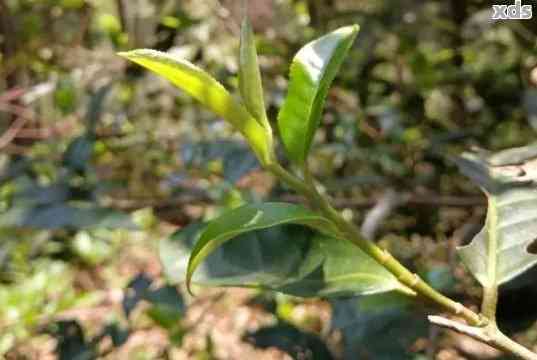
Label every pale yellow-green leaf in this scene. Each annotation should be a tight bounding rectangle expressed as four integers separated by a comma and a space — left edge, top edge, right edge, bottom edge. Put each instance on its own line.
118, 49, 273, 165
239, 18, 270, 134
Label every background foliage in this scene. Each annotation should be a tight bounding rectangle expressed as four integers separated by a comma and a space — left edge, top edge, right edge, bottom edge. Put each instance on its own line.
1, 0, 537, 358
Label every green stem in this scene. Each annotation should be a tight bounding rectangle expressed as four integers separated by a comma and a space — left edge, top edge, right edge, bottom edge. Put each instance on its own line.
268, 163, 483, 325
267, 162, 537, 358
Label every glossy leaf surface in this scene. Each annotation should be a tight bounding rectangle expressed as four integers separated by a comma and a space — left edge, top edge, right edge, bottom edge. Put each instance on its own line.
277, 25, 359, 165
239, 19, 270, 133
118, 49, 273, 164
184, 202, 339, 292
161, 220, 407, 297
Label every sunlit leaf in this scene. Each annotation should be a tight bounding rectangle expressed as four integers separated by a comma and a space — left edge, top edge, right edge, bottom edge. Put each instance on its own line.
239, 18, 270, 134
118, 49, 273, 165
455, 144, 537, 287
161, 220, 407, 297
277, 25, 359, 165
184, 202, 339, 293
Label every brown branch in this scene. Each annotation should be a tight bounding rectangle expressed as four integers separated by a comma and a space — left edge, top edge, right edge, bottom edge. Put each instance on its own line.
0, 103, 76, 140
0, 116, 27, 149
105, 191, 485, 213
285, 193, 485, 208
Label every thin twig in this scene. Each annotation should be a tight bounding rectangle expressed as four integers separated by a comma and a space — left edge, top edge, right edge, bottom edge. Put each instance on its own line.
0, 116, 27, 149
360, 188, 401, 240
429, 316, 537, 360
428, 315, 491, 343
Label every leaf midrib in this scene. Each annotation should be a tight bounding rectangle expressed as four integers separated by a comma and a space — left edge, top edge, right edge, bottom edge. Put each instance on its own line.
486, 196, 499, 288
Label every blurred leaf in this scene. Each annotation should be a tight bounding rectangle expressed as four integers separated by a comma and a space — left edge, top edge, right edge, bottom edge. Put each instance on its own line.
123, 273, 152, 317
181, 140, 259, 183
146, 285, 184, 311
123, 274, 184, 329
239, 18, 270, 132
278, 25, 359, 165
146, 285, 185, 329
63, 136, 95, 173
161, 222, 407, 297
223, 146, 259, 183
71, 231, 113, 265
86, 85, 111, 132
455, 144, 537, 287
102, 323, 130, 348
98, 14, 121, 34
0, 204, 135, 230
244, 322, 333, 360
423, 265, 455, 292
184, 202, 341, 292
0, 158, 32, 185
63, 86, 109, 173
331, 293, 428, 360
160, 16, 181, 29
118, 49, 273, 165
54, 78, 77, 114
14, 182, 71, 206
49, 320, 96, 360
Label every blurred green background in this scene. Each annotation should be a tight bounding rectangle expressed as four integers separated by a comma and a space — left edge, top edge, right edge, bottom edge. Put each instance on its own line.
1, 0, 537, 358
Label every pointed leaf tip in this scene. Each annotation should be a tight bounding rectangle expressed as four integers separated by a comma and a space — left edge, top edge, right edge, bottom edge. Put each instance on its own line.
118, 48, 274, 165
277, 25, 359, 165
239, 18, 272, 148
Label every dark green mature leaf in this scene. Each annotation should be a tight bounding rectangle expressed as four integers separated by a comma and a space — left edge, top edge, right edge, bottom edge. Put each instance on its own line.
63, 135, 95, 173
184, 202, 340, 293
239, 18, 270, 132
118, 49, 273, 165
0, 204, 135, 230
161, 222, 407, 297
123, 273, 184, 330
331, 293, 428, 360
85, 85, 110, 132
244, 322, 333, 360
455, 144, 537, 287
63, 86, 109, 173
48, 320, 96, 360
180, 140, 259, 183
0, 157, 32, 185
277, 25, 359, 165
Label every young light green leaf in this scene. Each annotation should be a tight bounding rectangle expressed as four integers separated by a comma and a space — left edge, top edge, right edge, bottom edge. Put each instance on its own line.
239, 18, 270, 133
118, 49, 273, 165
277, 25, 359, 165
455, 144, 537, 288
161, 221, 407, 297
